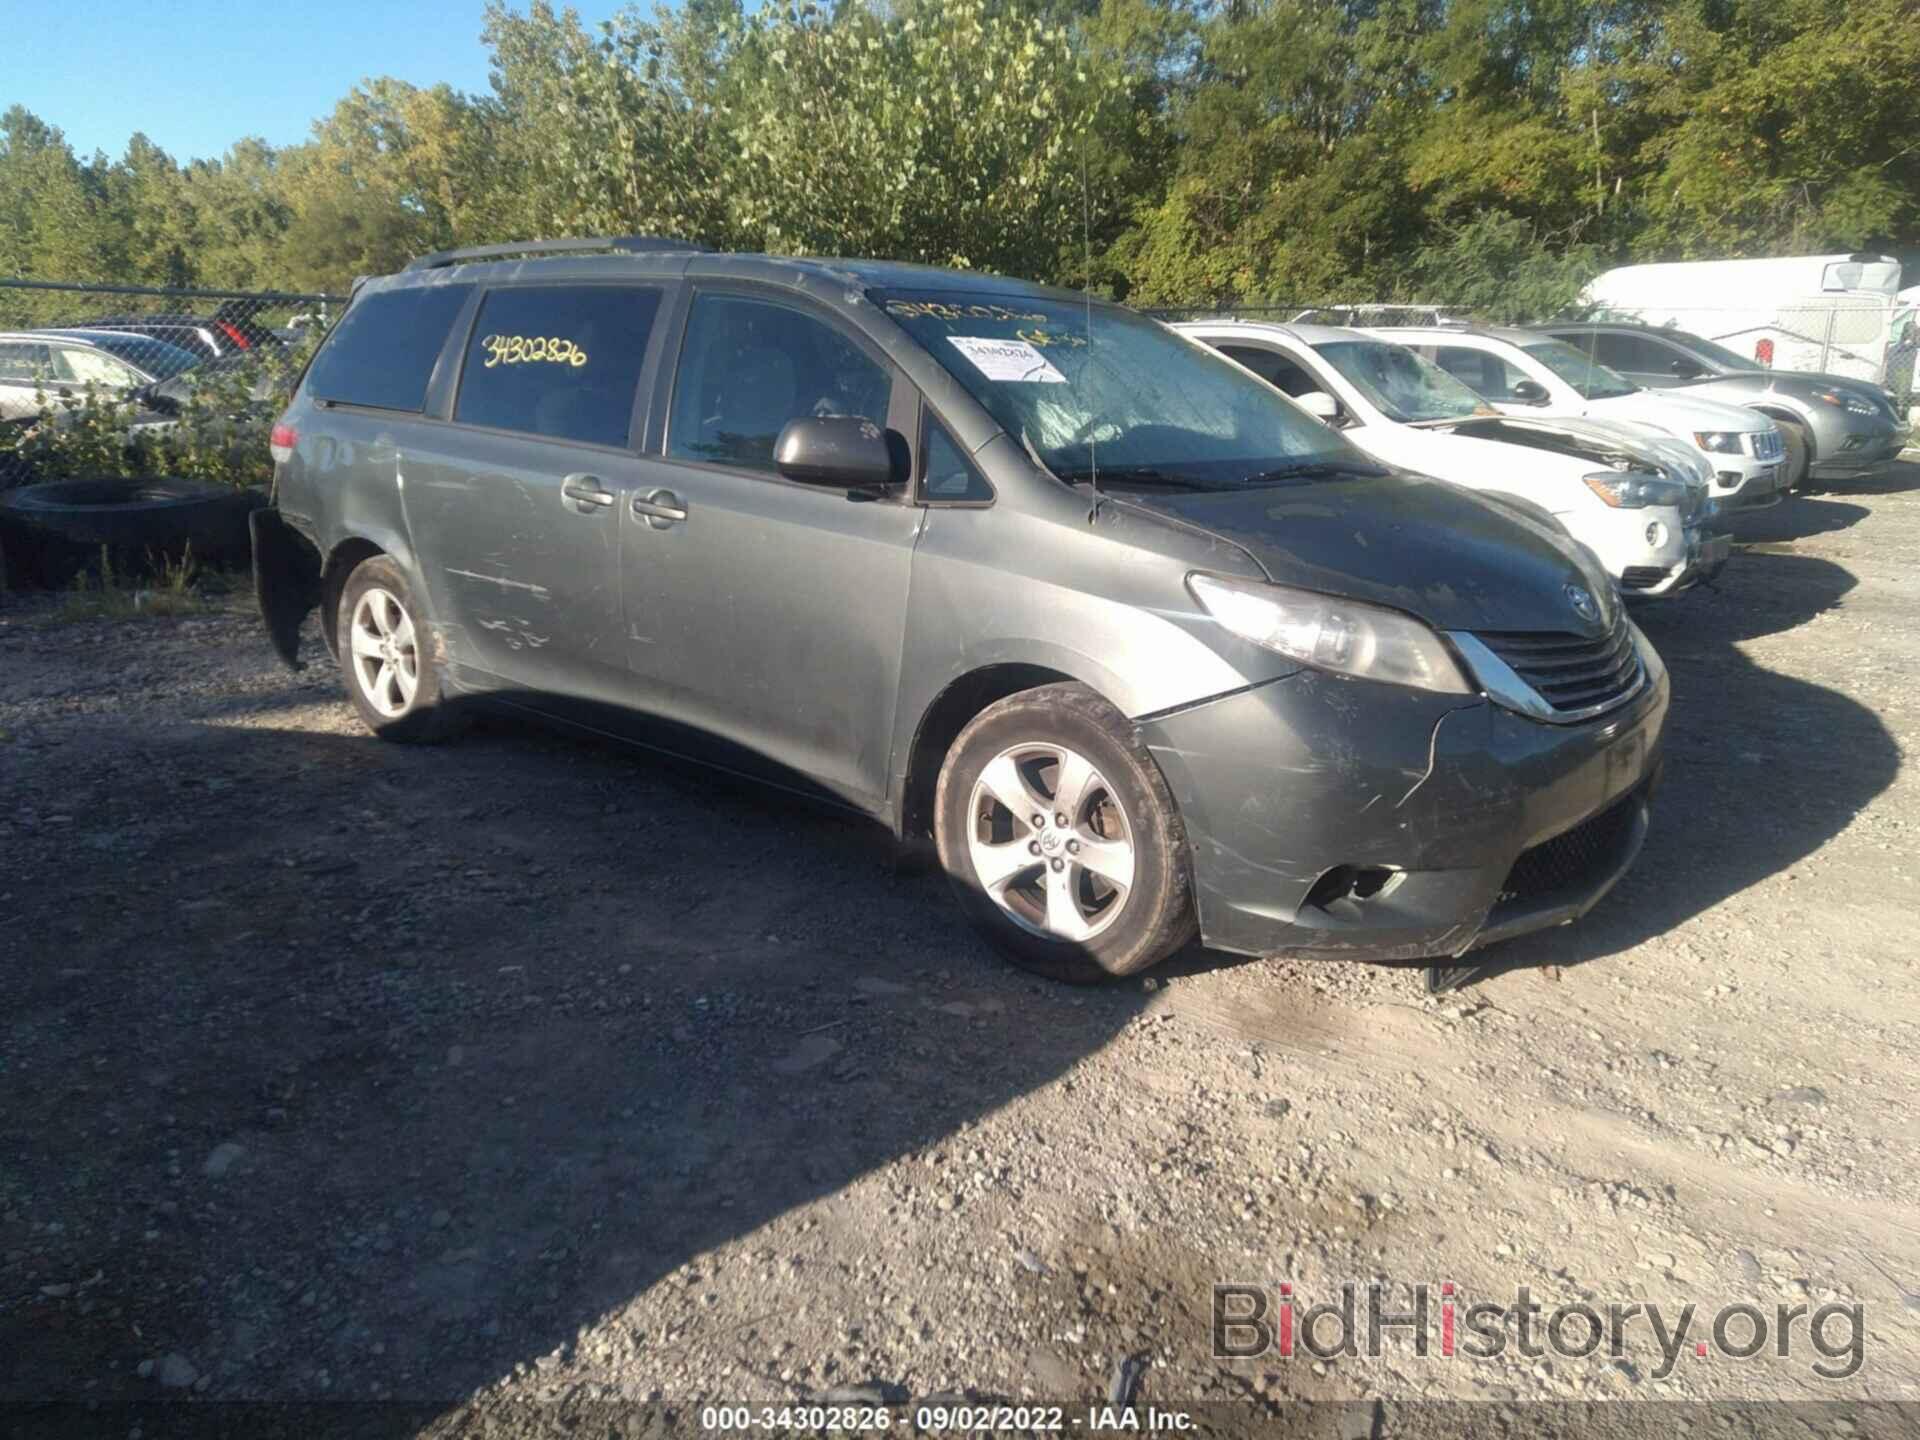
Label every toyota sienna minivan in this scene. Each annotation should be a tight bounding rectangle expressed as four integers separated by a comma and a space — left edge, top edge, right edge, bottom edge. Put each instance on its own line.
254, 237, 1669, 986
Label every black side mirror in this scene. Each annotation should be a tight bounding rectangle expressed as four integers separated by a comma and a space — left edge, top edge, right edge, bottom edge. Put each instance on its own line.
1510, 379, 1551, 405
1670, 357, 1704, 379
775, 415, 902, 489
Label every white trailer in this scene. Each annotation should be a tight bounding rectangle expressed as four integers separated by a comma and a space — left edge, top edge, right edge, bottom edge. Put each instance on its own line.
1581, 254, 1905, 396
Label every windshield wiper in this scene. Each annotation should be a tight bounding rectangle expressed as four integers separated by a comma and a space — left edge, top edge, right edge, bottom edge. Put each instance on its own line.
1052, 464, 1212, 490
1240, 457, 1390, 484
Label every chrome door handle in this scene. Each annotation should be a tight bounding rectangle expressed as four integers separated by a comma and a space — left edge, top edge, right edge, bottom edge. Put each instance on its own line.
561, 473, 615, 509
632, 488, 688, 529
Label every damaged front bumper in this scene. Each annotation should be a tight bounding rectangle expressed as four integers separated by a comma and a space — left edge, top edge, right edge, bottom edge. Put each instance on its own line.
1621, 523, 1732, 599
250, 507, 323, 671
1139, 653, 1669, 964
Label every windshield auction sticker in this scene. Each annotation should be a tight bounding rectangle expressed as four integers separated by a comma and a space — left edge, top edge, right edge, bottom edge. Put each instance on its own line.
947, 336, 1067, 384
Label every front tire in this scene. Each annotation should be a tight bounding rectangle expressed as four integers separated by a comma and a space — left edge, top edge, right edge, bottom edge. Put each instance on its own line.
934, 683, 1196, 983
337, 554, 456, 742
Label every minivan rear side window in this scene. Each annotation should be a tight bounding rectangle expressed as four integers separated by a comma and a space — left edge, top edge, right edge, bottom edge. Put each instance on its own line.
304, 284, 472, 413
453, 285, 662, 448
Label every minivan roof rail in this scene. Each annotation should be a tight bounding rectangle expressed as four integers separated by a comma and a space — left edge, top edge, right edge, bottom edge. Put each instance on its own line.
404, 236, 710, 271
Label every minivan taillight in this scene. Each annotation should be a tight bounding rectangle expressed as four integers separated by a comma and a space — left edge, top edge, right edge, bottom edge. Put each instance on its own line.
218, 321, 252, 349
269, 422, 297, 466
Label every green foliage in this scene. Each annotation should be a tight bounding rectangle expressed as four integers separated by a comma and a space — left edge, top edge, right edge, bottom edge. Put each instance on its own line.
1, 0, 1916, 311
1, 332, 318, 491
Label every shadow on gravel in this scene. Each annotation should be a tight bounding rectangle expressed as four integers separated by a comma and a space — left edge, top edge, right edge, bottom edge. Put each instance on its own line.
0, 710, 1149, 1412
1722, 493, 1870, 544
1797, 455, 1920, 499
1461, 543, 1899, 984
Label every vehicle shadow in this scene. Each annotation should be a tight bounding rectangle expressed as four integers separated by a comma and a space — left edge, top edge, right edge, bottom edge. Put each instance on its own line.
1720, 493, 1869, 544
1460, 545, 1897, 983
1796, 455, 1920, 499
0, 709, 1149, 1415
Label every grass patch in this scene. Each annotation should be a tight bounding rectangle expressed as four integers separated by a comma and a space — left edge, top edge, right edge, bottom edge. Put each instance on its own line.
55, 545, 209, 623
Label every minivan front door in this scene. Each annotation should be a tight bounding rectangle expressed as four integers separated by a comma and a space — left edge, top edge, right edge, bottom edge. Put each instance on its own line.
618, 289, 921, 814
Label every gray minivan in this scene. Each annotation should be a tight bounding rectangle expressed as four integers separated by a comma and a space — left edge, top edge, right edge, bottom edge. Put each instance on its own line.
254, 238, 1669, 985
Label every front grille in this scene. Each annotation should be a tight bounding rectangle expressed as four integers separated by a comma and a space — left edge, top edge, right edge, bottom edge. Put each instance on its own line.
1476, 616, 1642, 715
1750, 429, 1785, 461
1619, 566, 1668, 591
1499, 793, 1640, 904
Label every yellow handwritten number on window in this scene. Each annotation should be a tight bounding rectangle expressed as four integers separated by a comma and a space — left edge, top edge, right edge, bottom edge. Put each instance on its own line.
481, 334, 589, 369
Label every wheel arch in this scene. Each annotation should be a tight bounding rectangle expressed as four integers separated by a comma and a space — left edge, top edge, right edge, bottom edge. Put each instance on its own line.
897, 663, 1084, 842
320, 536, 394, 661
1751, 403, 1815, 458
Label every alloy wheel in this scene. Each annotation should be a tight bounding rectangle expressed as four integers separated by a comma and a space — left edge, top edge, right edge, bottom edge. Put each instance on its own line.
966, 742, 1136, 943
348, 586, 420, 719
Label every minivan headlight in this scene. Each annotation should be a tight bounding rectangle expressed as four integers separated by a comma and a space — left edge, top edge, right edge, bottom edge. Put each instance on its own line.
1692, 431, 1745, 454
1583, 472, 1689, 509
1187, 573, 1472, 694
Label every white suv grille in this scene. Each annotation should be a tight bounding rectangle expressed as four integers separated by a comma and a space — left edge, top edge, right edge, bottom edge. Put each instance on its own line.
1749, 429, 1785, 461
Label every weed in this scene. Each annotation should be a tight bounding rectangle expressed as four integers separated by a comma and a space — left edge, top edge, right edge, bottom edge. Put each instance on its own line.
55, 543, 206, 622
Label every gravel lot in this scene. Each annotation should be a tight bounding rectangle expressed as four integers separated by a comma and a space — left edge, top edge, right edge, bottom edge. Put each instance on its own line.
3, 467, 1917, 1425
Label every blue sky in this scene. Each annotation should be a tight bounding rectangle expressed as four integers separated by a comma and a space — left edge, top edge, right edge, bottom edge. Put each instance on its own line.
0, 0, 627, 163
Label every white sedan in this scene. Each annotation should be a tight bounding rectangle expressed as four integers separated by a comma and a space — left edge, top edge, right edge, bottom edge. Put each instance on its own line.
1177, 319, 1729, 598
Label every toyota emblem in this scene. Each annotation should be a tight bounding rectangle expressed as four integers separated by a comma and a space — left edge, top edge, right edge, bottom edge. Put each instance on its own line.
1565, 584, 1601, 624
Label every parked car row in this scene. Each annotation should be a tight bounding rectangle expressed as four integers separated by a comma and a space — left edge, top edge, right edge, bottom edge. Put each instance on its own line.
1176, 320, 1729, 600
0, 303, 288, 426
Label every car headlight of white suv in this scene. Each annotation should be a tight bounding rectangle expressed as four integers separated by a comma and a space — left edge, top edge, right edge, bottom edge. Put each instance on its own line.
1692, 431, 1746, 454
1582, 472, 1691, 510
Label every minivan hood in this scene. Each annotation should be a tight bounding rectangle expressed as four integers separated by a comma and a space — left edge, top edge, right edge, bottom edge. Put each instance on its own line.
1114, 469, 1616, 636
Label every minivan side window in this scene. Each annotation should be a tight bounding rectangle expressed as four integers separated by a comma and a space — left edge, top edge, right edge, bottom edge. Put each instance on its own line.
304, 284, 473, 413
454, 285, 661, 448
668, 293, 892, 472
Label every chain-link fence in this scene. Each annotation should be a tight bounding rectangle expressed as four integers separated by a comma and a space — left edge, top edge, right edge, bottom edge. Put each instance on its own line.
0, 279, 345, 491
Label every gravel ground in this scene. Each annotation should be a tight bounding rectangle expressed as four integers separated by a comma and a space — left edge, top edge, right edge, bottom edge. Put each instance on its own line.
2, 467, 1917, 1426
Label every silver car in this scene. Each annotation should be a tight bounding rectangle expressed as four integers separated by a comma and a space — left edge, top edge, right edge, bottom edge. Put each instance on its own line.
0, 330, 200, 423
253, 239, 1668, 986
1539, 323, 1911, 488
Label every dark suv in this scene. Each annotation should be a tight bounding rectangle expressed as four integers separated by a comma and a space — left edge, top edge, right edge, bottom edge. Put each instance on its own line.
255, 238, 1668, 985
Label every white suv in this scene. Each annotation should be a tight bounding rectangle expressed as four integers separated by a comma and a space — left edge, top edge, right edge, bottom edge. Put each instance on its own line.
1177, 320, 1727, 598
1368, 325, 1788, 511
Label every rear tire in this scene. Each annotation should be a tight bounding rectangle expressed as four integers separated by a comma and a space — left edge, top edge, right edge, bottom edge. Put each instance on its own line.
337, 554, 458, 743
933, 683, 1196, 984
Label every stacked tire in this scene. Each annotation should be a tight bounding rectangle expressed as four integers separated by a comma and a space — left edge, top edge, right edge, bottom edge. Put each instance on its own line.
0, 478, 263, 590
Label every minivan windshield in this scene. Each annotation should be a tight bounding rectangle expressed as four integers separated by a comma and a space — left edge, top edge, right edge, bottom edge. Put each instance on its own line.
876, 290, 1382, 489
1521, 339, 1639, 400
1312, 339, 1489, 424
